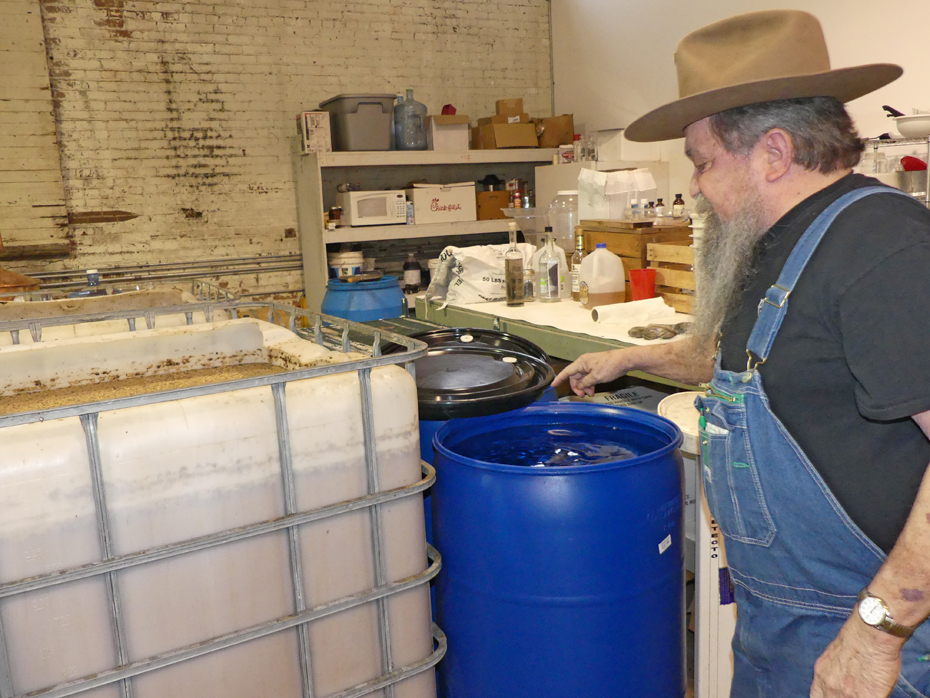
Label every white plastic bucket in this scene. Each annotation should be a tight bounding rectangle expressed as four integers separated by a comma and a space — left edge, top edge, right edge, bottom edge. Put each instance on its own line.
657, 391, 702, 544
327, 251, 364, 279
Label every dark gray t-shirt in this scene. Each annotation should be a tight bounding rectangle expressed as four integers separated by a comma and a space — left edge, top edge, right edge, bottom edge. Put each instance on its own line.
719, 173, 930, 554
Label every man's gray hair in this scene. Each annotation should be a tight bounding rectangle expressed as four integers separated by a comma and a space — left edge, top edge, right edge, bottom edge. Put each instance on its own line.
708, 97, 864, 174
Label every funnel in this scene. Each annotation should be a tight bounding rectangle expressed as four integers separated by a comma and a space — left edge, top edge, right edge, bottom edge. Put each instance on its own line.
502, 208, 548, 247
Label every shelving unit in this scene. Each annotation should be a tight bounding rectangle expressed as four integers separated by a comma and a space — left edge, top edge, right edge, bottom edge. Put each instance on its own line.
865, 135, 930, 207
296, 149, 559, 311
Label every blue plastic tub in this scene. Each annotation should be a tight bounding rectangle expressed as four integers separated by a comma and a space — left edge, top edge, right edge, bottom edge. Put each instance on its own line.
320, 275, 405, 322
432, 402, 685, 698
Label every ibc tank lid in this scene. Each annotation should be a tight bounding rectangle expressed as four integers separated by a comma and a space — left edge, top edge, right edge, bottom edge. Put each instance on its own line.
657, 391, 702, 454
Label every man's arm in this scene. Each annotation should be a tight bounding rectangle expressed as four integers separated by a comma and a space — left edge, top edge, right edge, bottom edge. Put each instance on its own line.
810, 410, 930, 698
552, 334, 716, 396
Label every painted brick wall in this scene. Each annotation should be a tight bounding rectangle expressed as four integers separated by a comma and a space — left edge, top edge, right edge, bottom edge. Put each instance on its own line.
34, 0, 552, 297
0, 0, 67, 251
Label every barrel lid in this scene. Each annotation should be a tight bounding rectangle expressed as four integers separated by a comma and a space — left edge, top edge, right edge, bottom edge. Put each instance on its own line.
657, 391, 702, 454
325, 275, 400, 292
387, 327, 554, 420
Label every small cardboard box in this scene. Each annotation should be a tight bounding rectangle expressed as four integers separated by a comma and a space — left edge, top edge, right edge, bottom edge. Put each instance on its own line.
298, 111, 332, 154
495, 98, 524, 117
477, 123, 538, 149
536, 114, 575, 148
477, 190, 512, 220
427, 114, 471, 151
477, 113, 530, 126
406, 182, 478, 224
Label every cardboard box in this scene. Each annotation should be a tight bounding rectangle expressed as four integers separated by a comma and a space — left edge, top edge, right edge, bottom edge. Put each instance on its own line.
406, 182, 477, 224
536, 114, 575, 148
477, 123, 538, 149
476, 190, 512, 220
477, 113, 530, 126
496, 98, 524, 117
298, 111, 332, 154
427, 114, 471, 151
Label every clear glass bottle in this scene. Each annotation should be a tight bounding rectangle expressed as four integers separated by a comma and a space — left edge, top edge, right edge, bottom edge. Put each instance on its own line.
644, 201, 656, 218
672, 193, 686, 218
393, 89, 428, 151
538, 231, 561, 303
573, 134, 583, 163
629, 201, 641, 221
585, 134, 596, 162
505, 222, 525, 307
571, 230, 586, 301
403, 252, 422, 293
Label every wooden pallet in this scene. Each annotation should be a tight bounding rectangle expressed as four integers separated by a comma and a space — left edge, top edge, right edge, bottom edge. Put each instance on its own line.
647, 241, 695, 313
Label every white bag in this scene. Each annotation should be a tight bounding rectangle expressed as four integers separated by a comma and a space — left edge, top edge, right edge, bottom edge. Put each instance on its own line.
426, 243, 536, 306
577, 168, 610, 220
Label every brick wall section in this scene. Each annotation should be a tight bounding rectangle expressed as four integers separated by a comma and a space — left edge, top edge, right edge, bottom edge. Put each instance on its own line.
35, 0, 552, 298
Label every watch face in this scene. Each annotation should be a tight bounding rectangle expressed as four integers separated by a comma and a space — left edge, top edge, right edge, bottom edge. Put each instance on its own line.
859, 596, 886, 625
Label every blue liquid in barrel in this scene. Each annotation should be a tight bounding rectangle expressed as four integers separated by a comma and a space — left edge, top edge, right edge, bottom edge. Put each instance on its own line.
454, 425, 640, 467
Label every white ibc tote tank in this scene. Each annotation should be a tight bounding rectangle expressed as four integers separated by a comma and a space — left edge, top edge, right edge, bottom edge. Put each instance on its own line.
0, 305, 442, 698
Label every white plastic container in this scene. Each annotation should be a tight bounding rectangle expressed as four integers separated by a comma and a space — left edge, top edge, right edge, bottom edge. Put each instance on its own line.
578, 243, 626, 308
547, 190, 579, 255
328, 250, 365, 279
0, 318, 435, 698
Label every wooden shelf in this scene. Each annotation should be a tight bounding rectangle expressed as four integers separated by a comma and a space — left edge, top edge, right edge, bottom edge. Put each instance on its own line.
324, 219, 511, 244
0, 243, 73, 261
317, 150, 558, 168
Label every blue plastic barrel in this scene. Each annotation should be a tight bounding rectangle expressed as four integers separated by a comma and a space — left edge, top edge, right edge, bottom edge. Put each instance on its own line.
320, 275, 405, 322
432, 402, 685, 698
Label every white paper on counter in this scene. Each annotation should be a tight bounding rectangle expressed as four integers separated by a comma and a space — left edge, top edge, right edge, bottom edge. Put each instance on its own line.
591, 298, 676, 324
444, 298, 692, 346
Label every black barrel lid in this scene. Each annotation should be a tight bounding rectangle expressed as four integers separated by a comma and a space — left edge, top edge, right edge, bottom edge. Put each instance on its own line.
386, 328, 555, 420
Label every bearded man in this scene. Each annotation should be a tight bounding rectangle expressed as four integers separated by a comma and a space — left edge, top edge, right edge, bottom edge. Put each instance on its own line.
553, 10, 930, 698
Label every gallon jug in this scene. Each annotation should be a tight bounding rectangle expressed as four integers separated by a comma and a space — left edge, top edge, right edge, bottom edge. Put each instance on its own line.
547, 190, 578, 255
393, 89, 428, 151
579, 243, 625, 308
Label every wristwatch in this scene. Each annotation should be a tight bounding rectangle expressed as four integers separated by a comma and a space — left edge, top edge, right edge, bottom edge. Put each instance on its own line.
857, 589, 917, 639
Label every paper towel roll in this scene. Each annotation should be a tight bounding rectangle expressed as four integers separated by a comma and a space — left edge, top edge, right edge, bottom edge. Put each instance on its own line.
592, 298, 676, 324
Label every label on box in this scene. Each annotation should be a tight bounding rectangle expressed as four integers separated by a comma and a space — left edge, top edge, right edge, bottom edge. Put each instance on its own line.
299, 112, 332, 154
507, 115, 521, 124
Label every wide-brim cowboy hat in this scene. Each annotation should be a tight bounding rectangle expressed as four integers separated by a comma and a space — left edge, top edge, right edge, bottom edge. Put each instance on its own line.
624, 10, 902, 142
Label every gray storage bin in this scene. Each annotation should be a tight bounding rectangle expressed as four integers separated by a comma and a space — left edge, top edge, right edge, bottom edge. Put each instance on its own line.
318, 93, 396, 151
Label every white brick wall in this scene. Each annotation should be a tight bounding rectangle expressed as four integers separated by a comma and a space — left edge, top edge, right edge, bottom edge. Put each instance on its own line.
29, 0, 552, 298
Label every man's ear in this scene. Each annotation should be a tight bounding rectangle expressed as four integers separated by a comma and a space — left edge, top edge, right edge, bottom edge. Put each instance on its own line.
756, 128, 795, 182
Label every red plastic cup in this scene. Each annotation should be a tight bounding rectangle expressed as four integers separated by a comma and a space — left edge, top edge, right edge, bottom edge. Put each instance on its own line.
629, 268, 657, 301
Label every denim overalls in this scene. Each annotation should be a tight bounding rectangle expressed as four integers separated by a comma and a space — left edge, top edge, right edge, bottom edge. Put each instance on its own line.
695, 187, 930, 697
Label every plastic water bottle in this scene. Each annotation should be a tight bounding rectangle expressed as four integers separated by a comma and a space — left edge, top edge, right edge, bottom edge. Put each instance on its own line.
393, 89, 427, 151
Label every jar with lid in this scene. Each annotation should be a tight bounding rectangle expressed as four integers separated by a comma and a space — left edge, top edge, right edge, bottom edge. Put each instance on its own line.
393, 89, 428, 151
547, 190, 578, 256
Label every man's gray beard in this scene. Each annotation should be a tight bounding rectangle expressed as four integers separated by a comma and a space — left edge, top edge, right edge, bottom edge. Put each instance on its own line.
690, 194, 770, 347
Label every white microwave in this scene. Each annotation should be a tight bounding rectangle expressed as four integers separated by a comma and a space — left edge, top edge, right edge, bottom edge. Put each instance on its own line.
337, 191, 407, 226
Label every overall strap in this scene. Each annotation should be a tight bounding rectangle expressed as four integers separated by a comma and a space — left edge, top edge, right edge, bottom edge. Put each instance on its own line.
745, 186, 911, 370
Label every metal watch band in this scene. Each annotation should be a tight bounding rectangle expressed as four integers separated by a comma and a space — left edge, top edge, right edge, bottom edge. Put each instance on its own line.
857, 589, 917, 639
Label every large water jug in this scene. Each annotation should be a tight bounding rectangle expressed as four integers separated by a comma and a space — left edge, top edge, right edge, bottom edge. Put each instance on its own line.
547, 190, 578, 255
579, 243, 626, 308
393, 89, 428, 151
